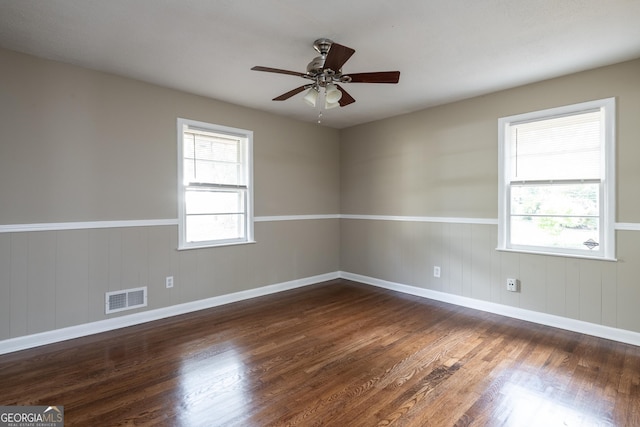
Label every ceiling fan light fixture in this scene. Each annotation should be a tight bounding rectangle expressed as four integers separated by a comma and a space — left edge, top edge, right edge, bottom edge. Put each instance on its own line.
325, 84, 342, 103
303, 87, 319, 107
325, 99, 340, 109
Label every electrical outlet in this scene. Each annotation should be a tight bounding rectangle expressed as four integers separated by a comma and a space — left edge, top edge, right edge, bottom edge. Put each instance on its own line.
506, 278, 518, 292
433, 266, 441, 278
166, 276, 174, 289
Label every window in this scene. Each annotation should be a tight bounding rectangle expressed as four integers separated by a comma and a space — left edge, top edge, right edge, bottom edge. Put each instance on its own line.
498, 98, 615, 260
177, 118, 253, 249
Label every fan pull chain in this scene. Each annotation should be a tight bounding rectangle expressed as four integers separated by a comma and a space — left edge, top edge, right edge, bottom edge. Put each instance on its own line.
317, 89, 324, 124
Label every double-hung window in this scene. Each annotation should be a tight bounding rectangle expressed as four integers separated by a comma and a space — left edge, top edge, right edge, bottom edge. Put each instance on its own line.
177, 118, 253, 249
498, 98, 615, 260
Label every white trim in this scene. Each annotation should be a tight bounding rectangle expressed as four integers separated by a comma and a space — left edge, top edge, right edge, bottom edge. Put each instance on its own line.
340, 271, 640, 347
616, 222, 640, 231
340, 214, 498, 225
495, 247, 617, 262
0, 219, 178, 233
0, 216, 638, 233
0, 272, 340, 355
0, 216, 340, 233
255, 214, 340, 222
2, 216, 640, 233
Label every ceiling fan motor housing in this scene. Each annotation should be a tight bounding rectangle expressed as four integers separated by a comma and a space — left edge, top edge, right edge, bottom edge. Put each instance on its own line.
307, 56, 326, 74
307, 39, 352, 87
307, 38, 333, 76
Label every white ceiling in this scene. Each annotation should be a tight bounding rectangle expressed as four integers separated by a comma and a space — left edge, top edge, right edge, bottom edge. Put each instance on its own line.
1, 0, 639, 129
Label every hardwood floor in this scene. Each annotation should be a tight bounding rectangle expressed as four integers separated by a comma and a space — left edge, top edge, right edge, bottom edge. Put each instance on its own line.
1, 279, 639, 426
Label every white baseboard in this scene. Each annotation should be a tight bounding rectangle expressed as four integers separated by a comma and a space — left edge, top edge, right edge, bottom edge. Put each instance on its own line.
340, 271, 640, 347
3, 270, 639, 355
0, 272, 340, 355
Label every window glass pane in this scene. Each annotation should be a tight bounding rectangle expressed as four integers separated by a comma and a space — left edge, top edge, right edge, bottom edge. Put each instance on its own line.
185, 190, 244, 215
183, 159, 195, 183
192, 135, 239, 163
184, 160, 241, 185
511, 183, 599, 217
186, 214, 246, 242
510, 111, 601, 181
510, 216, 599, 251
183, 134, 195, 158
183, 131, 242, 185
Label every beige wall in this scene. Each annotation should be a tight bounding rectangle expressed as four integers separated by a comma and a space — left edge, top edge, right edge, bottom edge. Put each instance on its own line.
340, 58, 640, 334
0, 49, 339, 223
0, 48, 340, 340
2, 45, 640, 344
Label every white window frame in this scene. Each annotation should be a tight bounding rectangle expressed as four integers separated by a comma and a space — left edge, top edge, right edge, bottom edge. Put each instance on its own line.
497, 98, 616, 260
177, 118, 254, 250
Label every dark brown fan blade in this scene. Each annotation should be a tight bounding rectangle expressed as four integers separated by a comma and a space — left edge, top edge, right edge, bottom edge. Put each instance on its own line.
323, 43, 355, 72
336, 85, 356, 107
345, 71, 400, 83
251, 66, 307, 78
273, 85, 308, 101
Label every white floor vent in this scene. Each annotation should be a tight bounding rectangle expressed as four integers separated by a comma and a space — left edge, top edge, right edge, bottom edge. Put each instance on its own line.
105, 286, 147, 314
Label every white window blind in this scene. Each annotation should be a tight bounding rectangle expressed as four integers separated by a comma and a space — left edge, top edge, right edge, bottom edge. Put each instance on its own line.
509, 111, 602, 181
183, 131, 245, 186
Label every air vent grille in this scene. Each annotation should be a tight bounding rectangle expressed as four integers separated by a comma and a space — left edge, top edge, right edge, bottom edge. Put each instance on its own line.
105, 286, 147, 314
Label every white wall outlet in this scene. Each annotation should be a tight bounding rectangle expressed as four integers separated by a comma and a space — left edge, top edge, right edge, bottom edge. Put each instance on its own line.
433, 266, 441, 278
506, 278, 519, 292
165, 276, 174, 289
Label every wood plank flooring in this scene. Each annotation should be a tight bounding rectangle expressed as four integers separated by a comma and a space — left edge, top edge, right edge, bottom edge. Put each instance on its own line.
1, 279, 639, 426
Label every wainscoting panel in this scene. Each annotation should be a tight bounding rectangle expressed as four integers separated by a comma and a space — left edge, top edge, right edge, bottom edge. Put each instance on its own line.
340, 218, 640, 336
0, 219, 340, 342
0, 234, 11, 339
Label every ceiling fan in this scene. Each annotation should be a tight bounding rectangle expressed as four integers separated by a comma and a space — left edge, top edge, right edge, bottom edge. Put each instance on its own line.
251, 38, 400, 109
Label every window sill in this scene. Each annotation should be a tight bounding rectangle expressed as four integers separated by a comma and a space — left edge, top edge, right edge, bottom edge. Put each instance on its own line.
495, 247, 617, 262
178, 240, 257, 251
